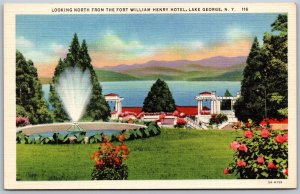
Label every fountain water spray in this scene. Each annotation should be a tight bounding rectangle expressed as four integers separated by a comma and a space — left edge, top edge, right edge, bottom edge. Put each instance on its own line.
55, 66, 93, 131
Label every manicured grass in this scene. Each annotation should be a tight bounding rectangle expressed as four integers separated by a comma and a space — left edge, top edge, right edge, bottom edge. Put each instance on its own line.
17, 128, 241, 180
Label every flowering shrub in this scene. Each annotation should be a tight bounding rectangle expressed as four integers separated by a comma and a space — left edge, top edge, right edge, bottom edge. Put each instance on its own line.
91, 133, 129, 180
224, 123, 288, 179
209, 114, 228, 125
175, 118, 187, 128
16, 117, 30, 127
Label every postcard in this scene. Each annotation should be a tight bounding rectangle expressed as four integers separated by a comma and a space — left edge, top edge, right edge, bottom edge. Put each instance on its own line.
4, 3, 297, 189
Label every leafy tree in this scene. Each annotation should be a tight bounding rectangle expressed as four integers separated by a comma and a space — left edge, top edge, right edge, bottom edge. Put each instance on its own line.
142, 79, 176, 112
221, 89, 232, 110
16, 50, 53, 124
260, 14, 287, 119
49, 33, 110, 121
234, 14, 288, 123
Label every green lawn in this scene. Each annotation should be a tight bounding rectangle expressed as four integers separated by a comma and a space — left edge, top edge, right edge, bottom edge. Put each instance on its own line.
17, 128, 240, 180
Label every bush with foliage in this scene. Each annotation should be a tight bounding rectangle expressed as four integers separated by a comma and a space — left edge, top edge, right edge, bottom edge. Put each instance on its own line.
16, 117, 30, 127
91, 133, 129, 180
224, 120, 288, 179
209, 114, 228, 125
175, 118, 187, 128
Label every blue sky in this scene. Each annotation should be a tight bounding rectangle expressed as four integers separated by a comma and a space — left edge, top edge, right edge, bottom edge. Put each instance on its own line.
16, 13, 280, 76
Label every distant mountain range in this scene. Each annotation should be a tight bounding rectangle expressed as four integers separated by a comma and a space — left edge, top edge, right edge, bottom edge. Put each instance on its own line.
102, 56, 247, 72
39, 56, 248, 84
95, 56, 247, 82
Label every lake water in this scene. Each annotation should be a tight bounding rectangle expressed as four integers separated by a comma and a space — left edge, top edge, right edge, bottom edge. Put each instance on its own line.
42, 81, 241, 108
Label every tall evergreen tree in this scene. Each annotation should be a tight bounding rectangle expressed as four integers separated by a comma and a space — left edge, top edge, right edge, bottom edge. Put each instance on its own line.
79, 40, 110, 120
49, 33, 110, 121
142, 79, 176, 112
16, 50, 53, 124
234, 14, 288, 122
234, 37, 264, 123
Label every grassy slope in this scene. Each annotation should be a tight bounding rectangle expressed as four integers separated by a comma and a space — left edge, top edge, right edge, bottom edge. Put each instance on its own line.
17, 128, 240, 180
95, 69, 141, 81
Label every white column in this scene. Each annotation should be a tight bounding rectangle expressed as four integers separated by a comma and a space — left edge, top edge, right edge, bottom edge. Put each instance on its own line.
200, 101, 203, 112
197, 100, 200, 116
210, 100, 214, 114
118, 100, 122, 114
115, 101, 118, 112
217, 101, 221, 114
214, 100, 216, 114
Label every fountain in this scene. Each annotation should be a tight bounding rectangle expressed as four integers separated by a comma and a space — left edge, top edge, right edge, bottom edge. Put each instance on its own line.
17, 65, 146, 136
55, 66, 92, 131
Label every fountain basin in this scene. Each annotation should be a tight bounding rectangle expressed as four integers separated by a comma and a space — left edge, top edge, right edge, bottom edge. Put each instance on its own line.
17, 122, 147, 136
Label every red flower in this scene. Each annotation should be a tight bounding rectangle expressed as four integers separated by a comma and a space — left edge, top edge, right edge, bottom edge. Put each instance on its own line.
114, 157, 121, 165
173, 110, 179, 117
121, 144, 128, 151
261, 129, 270, 138
230, 141, 240, 151
96, 159, 105, 166
268, 161, 277, 169
118, 134, 126, 142
224, 168, 229, 175
284, 168, 288, 176
283, 133, 288, 142
238, 144, 248, 153
244, 130, 253, 138
106, 142, 112, 148
177, 118, 186, 125
257, 156, 265, 164
237, 160, 247, 167
114, 145, 120, 152
275, 134, 287, 144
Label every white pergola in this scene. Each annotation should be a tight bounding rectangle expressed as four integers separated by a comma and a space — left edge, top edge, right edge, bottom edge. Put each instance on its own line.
195, 91, 240, 116
104, 93, 124, 115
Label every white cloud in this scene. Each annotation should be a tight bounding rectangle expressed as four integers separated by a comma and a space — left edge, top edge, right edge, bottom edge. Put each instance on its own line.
50, 43, 68, 58
93, 32, 205, 60
16, 36, 34, 49
225, 27, 253, 40
23, 50, 53, 63
94, 32, 153, 60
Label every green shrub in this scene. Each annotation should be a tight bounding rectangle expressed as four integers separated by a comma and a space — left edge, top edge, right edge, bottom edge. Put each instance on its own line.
209, 114, 228, 125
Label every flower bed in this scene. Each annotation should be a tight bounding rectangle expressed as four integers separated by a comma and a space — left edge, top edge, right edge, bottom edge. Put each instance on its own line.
224, 120, 288, 179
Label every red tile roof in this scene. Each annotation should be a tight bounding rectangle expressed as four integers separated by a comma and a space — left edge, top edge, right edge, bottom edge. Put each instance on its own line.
122, 107, 143, 115
104, 93, 119, 97
199, 91, 211, 95
122, 106, 207, 116
176, 106, 198, 116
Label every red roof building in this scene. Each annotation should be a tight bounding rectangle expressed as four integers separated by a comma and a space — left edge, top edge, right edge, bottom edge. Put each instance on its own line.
176, 106, 198, 116
122, 107, 143, 115
104, 93, 119, 97
121, 106, 210, 116
199, 91, 211, 95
